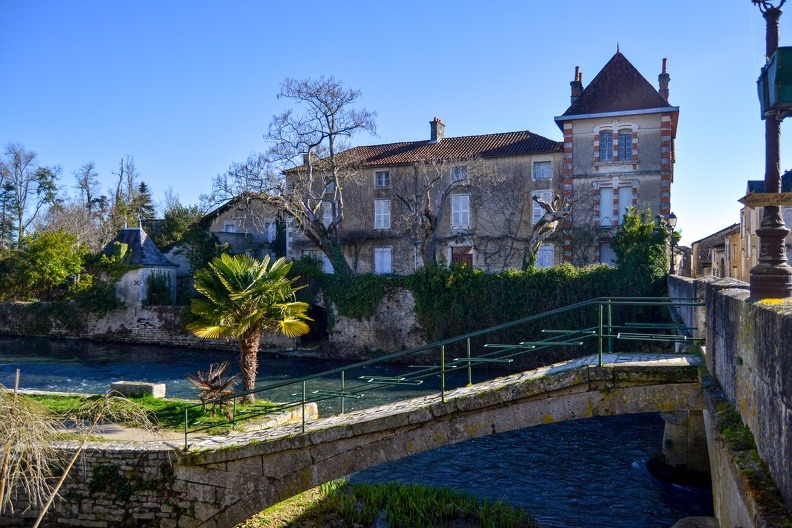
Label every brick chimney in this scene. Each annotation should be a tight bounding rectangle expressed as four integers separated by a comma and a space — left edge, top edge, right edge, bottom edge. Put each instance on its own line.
570, 66, 583, 105
430, 117, 445, 143
658, 58, 670, 101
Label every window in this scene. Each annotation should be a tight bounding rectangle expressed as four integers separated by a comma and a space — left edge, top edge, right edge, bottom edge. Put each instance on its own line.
452, 166, 468, 183
322, 203, 332, 228
375, 171, 390, 188
302, 250, 334, 274
374, 247, 392, 274
617, 186, 633, 223
600, 243, 617, 265
533, 161, 552, 181
599, 187, 614, 227
451, 246, 473, 267
451, 195, 470, 228
374, 199, 391, 229
618, 130, 632, 160
599, 130, 614, 161
223, 220, 237, 233
532, 190, 552, 225
265, 221, 277, 243
536, 244, 554, 268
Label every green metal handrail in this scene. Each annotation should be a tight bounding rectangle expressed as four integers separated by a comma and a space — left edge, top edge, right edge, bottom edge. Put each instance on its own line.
182, 296, 704, 449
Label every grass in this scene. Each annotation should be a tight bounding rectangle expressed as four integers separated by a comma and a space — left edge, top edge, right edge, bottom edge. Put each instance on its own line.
28, 393, 278, 431
236, 480, 539, 528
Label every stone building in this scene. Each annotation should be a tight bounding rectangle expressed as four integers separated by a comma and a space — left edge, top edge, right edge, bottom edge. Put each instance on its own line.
211, 52, 679, 274
739, 170, 792, 280
166, 195, 285, 277
102, 226, 178, 304
554, 52, 679, 265
690, 224, 740, 279
287, 119, 564, 273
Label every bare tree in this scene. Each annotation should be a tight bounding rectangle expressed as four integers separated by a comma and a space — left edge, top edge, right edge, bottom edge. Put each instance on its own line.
208, 76, 377, 275
73, 162, 105, 215
473, 165, 535, 271
391, 157, 501, 267
0, 143, 59, 247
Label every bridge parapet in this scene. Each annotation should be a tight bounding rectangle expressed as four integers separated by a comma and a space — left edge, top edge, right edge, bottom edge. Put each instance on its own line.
670, 275, 792, 527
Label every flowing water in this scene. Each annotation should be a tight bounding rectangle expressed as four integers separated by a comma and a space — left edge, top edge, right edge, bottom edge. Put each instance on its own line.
0, 336, 713, 527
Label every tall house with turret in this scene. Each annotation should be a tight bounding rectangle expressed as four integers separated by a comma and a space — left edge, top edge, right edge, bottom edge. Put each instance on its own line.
554, 52, 679, 265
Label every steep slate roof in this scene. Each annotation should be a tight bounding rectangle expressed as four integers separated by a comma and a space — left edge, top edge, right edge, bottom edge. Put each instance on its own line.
747, 170, 792, 193
102, 227, 177, 267
342, 130, 561, 167
560, 52, 673, 117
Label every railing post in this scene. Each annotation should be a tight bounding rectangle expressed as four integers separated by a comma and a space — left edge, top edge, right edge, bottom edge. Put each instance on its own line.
441, 345, 446, 403
184, 408, 189, 451
607, 300, 613, 355
466, 338, 472, 386
231, 396, 237, 430
598, 302, 604, 367
341, 370, 346, 414
302, 380, 306, 433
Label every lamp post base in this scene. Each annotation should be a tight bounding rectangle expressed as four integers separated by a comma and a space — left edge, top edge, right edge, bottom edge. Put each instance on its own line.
750, 263, 792, 299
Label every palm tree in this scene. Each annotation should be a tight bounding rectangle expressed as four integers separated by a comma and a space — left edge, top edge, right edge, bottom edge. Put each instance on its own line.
187, 254, 311, 403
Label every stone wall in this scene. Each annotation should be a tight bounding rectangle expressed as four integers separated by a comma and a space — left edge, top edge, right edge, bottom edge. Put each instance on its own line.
5, 442, 180, 528
0, 288, 425, 357
669, 275, 792, 525
324, 288, 424, 357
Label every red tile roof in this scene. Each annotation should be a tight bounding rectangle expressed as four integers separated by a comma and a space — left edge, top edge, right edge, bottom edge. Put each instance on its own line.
343, 130, 561, 167
561, 52, 673, 117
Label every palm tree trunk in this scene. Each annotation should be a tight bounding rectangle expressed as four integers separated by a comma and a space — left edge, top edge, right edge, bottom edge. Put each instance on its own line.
239, 331, 261, 404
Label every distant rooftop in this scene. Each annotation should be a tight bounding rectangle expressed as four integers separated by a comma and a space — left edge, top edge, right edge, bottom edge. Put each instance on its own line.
102, 227, 177, 267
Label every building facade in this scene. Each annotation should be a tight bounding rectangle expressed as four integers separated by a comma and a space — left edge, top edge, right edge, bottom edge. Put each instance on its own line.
287, 119, 564, 273
554, 53, 679, 265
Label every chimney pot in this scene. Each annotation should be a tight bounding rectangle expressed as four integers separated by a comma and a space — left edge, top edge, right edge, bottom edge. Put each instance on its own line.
658, 58, 670, 101
430, 117, 445, 142
570, 66, 583, 105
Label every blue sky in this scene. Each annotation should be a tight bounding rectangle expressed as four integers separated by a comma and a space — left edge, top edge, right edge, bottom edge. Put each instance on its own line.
0, 1, 787, 245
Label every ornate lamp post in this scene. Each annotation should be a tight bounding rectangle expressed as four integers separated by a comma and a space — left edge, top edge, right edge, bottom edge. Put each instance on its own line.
751, 0, 792, 298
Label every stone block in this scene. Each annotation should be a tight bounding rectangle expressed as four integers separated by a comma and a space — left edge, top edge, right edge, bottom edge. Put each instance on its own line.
110, 381, 166, 398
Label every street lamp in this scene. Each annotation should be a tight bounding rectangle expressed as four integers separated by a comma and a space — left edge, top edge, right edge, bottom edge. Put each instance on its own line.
667, 212, 678, 275
751, 0, 792, 298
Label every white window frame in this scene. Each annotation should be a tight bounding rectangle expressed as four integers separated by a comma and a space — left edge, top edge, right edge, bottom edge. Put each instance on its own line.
532, 190, 552, 225
598, 186, 614, 227
322, 202, 332, 228
265, 221, 277, 243
375, 171, 390, 188
532, 161, 552, 181
374, 246, 393, 274
618, 130, 632, 160
451, 194, 470, 228
536, 243, 554, 268
223, 220, 237, 233
599, 130, 614, 161
617, 186, 633, 224
452, 166, 468, 183
374, 199, 391, 229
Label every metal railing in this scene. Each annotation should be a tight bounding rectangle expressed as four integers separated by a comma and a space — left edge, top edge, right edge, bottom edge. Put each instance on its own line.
182, 297, 704, 449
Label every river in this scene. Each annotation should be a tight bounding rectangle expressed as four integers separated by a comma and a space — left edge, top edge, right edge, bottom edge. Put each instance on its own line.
0, 336, 713, 527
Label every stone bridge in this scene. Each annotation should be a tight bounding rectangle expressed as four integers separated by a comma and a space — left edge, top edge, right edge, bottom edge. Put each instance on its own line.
22, 353, 703, 528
